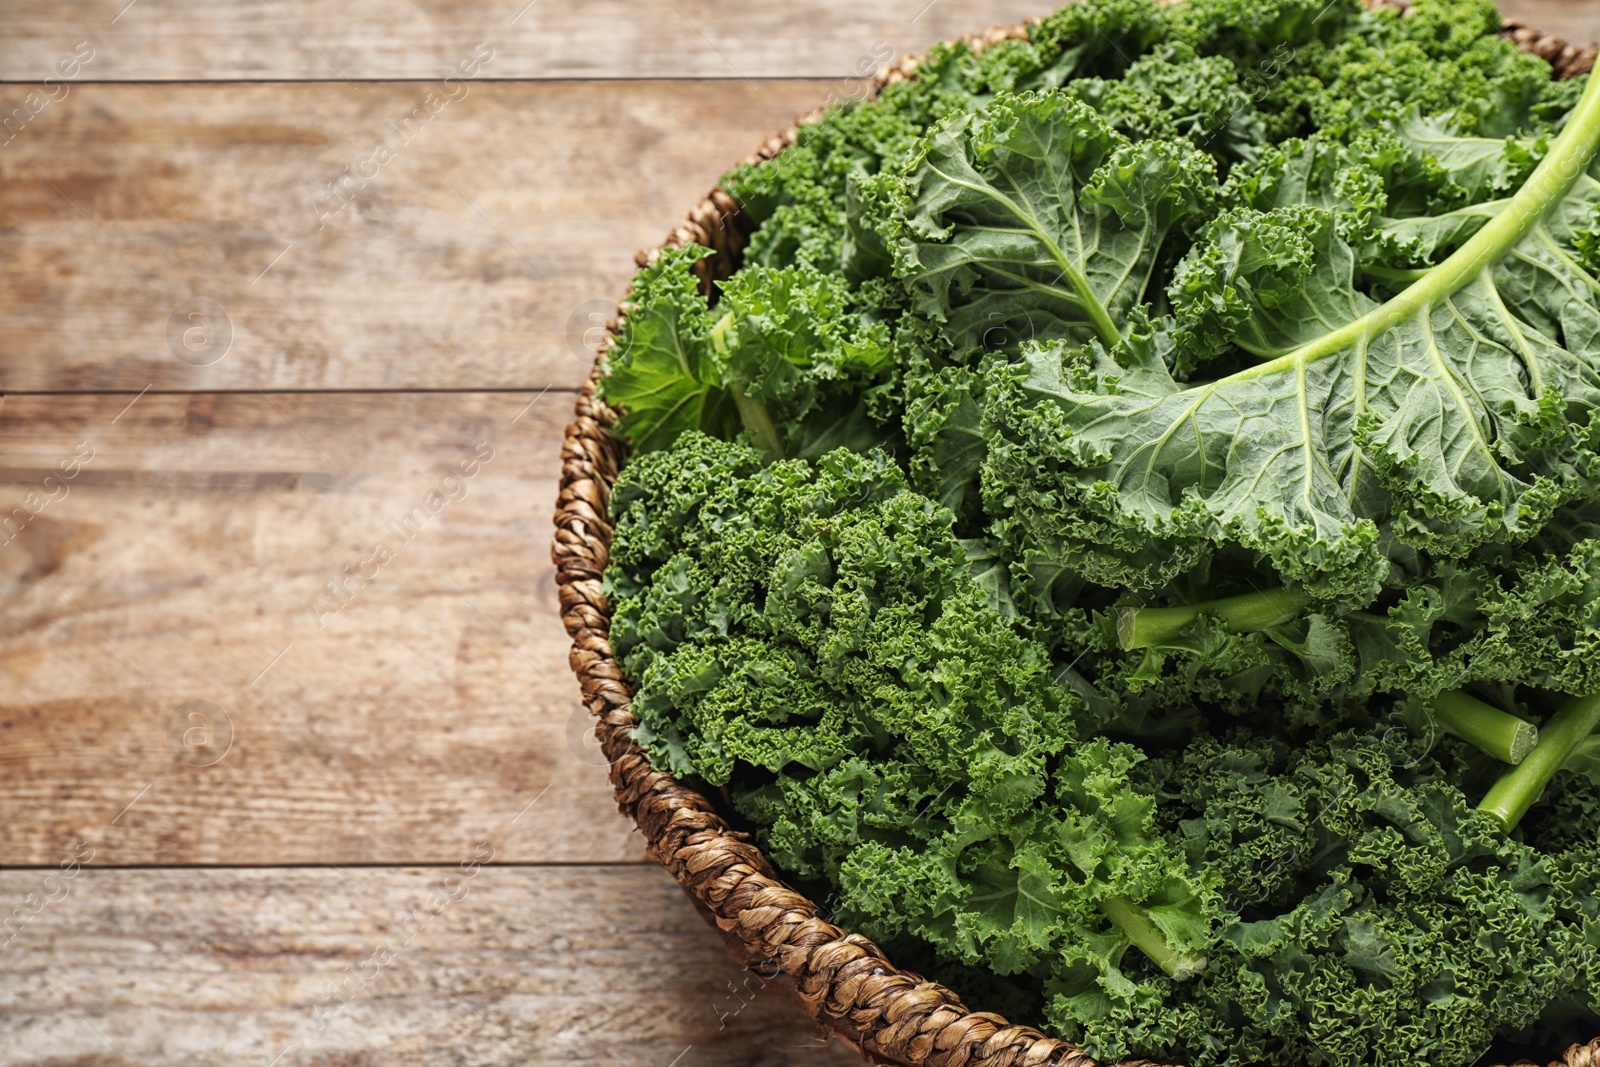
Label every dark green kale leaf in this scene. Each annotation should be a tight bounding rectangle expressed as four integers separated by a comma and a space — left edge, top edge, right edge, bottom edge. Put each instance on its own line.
1073, 729, 1593, 1067
609, 432, 1215, 992
598, 251, 898, 458
598, 245, 738, 453
893, 90, 1218, 356
597, 3, 1600, 1064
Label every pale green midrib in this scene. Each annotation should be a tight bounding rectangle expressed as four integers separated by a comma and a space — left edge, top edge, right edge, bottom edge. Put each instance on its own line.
1363, 265, 1430, 282
1099, 895, 1205, 979
923, 157, 1123, 348
1227, 69, 1600, 386
1015, 196, 1123, 349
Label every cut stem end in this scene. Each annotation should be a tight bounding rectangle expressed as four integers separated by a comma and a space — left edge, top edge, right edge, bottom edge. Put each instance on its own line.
1479, 692, 1600, 831
1430, 690, 1540, 766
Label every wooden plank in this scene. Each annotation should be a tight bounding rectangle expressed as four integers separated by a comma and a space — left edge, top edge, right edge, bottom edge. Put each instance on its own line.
0, 0, 1585, 83
0, 865, 864, 1067
0, 0, 1054, 81
0, 80, 828, 393
1499, 1, 1600, 46
0, 389, 648, 866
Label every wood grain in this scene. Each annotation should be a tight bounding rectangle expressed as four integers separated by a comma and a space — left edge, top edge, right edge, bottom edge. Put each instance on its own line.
0, 3, 1593, 1066
0, 389, 648, 866
1500, 1, 1600, 45
0, 80, 827, 393
0, 0, 1587, 83
0, 0, 1053, 81
0, 865, 865, 1067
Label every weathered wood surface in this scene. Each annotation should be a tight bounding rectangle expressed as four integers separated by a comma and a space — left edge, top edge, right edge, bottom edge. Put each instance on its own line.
1501, 1, 1600, 44
0, 80, 830, 393
0, 0, 1588, 82
0, 0, 1051, 81
0, 389, 646, 865
0, 866, 864, 1067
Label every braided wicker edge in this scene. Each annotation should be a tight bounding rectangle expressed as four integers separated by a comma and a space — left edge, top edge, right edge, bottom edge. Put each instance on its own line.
553, 10, 1600, 1067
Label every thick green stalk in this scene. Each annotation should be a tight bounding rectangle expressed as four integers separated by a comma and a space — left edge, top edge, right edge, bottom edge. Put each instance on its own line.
710, 312, 786, 458
1478, 693, 1600, 830
1229, 65, 1600, 377
730, 385, 784, 458
1098, 896, 1206, 980
1429, 690, 1539, 765
1117, 587, 1312, 650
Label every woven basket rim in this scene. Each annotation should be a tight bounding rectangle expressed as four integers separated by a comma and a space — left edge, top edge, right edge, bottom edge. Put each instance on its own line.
552, 9, 1600, 1067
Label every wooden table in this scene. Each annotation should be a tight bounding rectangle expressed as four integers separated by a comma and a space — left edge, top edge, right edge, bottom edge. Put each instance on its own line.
0, 2, 1593, 1064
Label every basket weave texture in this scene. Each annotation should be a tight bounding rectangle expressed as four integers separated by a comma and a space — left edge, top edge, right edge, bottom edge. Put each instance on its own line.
552, 11, 1600, 1066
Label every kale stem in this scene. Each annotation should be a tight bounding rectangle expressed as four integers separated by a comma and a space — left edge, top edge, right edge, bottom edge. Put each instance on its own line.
730, 385, 785, 459
1567, 734, 1600, 771
1478, 692, 1600, 831
1226, 65, 1600, 376
1429, 690, 1539, 765
1116, 587, 1312, 650
709, 312, 787, 458
1098, 896, 1206, 980
1361, 264, 1430, 283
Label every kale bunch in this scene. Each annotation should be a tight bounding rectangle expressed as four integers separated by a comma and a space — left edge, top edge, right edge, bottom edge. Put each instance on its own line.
608, 433, 1600, 1066
611, 434, 1211, 984
597, 0, 1600, 1063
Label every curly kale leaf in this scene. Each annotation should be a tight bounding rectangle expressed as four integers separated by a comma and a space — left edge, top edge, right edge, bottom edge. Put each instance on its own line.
1061, 43, 1271, 165
1308, 0, 1584, 141
894, 90, 1218, 356
598, 245, 738, 453
982, 71, 1600, 602
1069, 729, 1593, 1067
598, 4, 1600, 1063
724, 0, 1179, 277
608, 432, 1214, 989
599, 250, 896, 457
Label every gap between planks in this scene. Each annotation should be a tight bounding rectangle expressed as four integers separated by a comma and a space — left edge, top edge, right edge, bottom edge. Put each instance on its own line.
0, 391, 636, 867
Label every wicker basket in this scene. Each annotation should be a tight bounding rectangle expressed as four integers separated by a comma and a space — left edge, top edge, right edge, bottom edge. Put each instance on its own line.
553, 10, 1600, 1066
